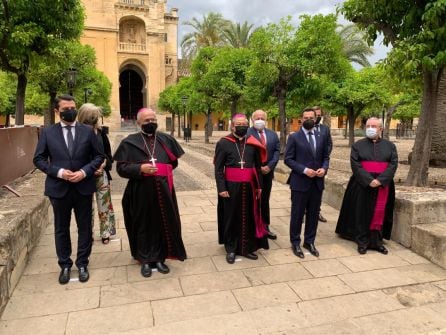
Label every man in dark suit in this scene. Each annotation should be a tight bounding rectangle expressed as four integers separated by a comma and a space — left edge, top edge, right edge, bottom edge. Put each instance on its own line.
33, 94, 104, 284
284, 107, 330, 258
313, 106, 333, 223
247, 110, 280, 239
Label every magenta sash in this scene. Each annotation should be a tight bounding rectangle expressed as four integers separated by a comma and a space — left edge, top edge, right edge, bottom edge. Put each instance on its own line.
143, 163, 173, 193
224, 167, 267, 238
361, 161, 389, 230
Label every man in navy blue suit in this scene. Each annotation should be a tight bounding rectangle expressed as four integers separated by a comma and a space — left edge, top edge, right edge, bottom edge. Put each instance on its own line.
247, 110, 280, 239
313, 106, 333, 223
34, 94, 104, 284
284, 107, 330, 258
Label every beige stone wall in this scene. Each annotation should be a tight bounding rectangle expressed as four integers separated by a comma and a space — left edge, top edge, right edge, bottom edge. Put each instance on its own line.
80, 0, 178, 129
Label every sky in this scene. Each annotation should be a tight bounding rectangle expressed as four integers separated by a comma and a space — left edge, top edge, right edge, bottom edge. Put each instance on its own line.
167, 0, 390, 65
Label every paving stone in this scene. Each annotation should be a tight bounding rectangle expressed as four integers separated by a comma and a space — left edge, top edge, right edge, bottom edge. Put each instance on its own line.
14, 266, 127, 296
89, 251, 138, 269
23, 256, 59, 275
383, 283, 446, 307
0, 314, 68, 335
182, 231, 218, 245
199, 220, 218, 231
245, 303, 311, 333
178, 206, 205, 215
351, 306, 446, 335
338, 253, 410, 272
151, 291, 240, 325
232, 282, 301, 310
297, 290, 405, 327
180, 270, 251, 295
260, 248, 311, 265
127, 257, 216, 283
394, 249, 431, 265
138, 312, 258, 335
212, 254, 270, 271
181, 221, 203, 233
243, 263, 312, 286
66, 302, 152, 335
289, 276, 355, 300
1, 287, 100, 320
302, 259, 352, 277
434, 280, 446, 291
100, 278, 183, 307
265, 319, 362, 335
396, 263, 446, 283
338, 268, 418, 292
185, 242, 225, 258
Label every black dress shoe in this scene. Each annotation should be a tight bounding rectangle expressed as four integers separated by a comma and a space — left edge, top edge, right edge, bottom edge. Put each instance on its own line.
266, 230, 277, 240
357, 246, 367, 255
303, 243, 319, 257
318, 214, 327, 223
59, 267, 71, 285
141, 263, 152, 277
155, 262, 170, 274
78, 267, 89, 283
292, 245, 304, 258
245, 252, 258, 260
226, 252, 236, 264
376, 246, 388, 255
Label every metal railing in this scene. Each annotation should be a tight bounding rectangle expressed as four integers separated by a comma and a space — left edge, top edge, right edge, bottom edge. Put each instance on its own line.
118, 42, 147, 53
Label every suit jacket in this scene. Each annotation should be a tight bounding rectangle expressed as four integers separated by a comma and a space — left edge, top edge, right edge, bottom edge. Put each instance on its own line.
315, 123, 333, 154
284, 128, 330, 192
33, 122, 104, 198
247, 127, 280, 176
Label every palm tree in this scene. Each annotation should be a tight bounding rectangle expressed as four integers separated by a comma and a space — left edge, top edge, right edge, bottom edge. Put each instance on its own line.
338, 24, 373, 67
221, 21, 257, 48
181, 12, 229, 59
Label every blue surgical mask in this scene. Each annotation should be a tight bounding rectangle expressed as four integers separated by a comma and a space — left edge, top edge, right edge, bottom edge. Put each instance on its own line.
366, 128, 378, 139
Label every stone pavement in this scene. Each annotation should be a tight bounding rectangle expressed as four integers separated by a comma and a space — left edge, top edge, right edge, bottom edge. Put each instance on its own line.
1, 138, 446, 334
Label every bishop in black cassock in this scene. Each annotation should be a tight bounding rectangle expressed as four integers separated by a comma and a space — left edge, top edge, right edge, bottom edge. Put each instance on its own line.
336, 118, 398, 255
113, 108, 186, 277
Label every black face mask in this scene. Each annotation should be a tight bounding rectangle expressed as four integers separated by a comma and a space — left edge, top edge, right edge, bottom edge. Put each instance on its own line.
60, 109, 77, 123
234, 126, 248, 137
315, 116, 322, 125
142, 122, 158, 134
302, 119, 315, 130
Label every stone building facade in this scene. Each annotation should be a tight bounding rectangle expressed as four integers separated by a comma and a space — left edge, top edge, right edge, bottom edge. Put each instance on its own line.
81, 0, 178, 128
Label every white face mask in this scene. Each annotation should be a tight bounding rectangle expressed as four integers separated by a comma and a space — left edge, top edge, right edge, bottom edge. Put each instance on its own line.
253, 119, 266, 131
366, 127, 378, 139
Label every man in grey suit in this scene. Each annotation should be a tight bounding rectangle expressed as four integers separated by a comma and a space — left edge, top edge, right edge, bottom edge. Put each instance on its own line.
247, 110, 280, 239
313, 106, 333, 223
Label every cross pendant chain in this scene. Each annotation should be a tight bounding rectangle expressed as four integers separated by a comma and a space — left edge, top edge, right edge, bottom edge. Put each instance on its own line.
141, 133, 157, 166
235, 140, 247, 169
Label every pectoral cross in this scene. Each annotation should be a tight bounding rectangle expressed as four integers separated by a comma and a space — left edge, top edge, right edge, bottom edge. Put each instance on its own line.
150, 157, 157, 166
239, 160, 246, 169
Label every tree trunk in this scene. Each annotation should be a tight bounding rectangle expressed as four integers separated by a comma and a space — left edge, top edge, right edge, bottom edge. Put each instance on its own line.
44, 91, 57, 127
15, 73, 28, 125
177, 113, 181, 138
406, 69, 440, 186
347, 105, 355, 146
170, 112, 175, 136
322, 112, 331, 128
205, 108, 212, 144
277, 88, 287, 156
272, 117, 276, 131
430, 67, 446, 167
383, 102, 404, 140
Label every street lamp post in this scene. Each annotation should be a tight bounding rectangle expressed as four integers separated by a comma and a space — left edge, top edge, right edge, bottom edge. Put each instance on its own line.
66, 68, 77, 96
181, 95, 188, 141
84, 88, 92, 103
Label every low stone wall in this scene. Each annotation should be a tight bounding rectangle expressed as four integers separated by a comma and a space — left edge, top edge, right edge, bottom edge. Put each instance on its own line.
275, 163, 446, 268
0, 171, 50, 315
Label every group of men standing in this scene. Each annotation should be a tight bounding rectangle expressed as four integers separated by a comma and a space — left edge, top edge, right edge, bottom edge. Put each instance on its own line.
33, 94, 398, 283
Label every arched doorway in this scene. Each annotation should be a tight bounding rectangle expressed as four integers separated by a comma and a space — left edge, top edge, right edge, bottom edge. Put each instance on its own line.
119, 69, 144, 121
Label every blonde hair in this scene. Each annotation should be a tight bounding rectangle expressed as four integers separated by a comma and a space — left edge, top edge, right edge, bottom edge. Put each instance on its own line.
78, 103, 102, 129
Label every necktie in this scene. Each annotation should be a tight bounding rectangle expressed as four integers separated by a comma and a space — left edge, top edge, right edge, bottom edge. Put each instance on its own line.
66, 125, 74, 156
308, 131, 316, 156
260, 131, 266, 145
